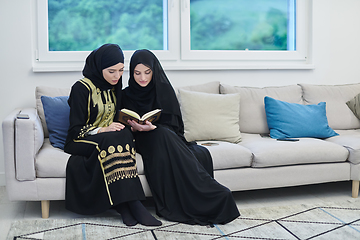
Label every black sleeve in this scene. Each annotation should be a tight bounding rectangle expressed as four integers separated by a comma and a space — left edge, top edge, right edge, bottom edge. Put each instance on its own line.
65, 81, 97, 148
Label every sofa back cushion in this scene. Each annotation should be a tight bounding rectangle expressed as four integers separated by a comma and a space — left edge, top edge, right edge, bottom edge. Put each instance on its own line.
175, 81, 220, 100
36, 86, 70, 137
36, 82, 219, 138
220, 84, 303, 134
299, 83, 360, 130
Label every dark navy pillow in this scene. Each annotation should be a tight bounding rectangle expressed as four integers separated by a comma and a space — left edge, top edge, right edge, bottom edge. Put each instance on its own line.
41, 96, 70, 150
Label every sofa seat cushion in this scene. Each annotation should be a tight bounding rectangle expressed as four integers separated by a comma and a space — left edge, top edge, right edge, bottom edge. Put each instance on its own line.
197, 141, 253, 170
36, 139, 70, 178
135, 153, 145, 174
325, 129, 360, 165
36, 139, 146, 178
239, 133, 349, 168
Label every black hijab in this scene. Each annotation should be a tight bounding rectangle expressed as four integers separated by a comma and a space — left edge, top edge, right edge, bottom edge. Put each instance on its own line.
122, 49, 184, 135
82, 43, 124, 111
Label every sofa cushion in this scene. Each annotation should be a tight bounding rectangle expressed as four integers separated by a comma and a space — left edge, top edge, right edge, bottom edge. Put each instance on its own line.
239, 133, 349, 168
178, 89, 241, 143
36, 139, 146, 178
36, 139, 70, 178
325, 129, 360, 165
41, 96, 70, 150
135, 153, 145, 175
176, 81, 220, 95
346, 93, 360, 120
197, 141, 253, 170
299, 83, 360, 130
264, 96, 338, 139
220, 84, 303, 134
36, 86, 70, 137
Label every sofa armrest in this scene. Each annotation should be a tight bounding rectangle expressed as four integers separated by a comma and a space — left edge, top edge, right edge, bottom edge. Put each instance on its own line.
3, 108, 20, 185
3, 108, 44, 182
16, 108, 44, 180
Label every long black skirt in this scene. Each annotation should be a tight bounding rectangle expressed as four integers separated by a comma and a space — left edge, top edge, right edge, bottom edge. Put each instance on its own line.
134, 126, 240, 225
65, 129, 145, 215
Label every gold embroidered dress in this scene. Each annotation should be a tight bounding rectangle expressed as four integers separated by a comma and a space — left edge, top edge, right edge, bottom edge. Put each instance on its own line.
64, 78, 145, 215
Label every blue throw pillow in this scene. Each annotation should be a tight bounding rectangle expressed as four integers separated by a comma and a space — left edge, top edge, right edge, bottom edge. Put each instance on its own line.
41, 96, 70, 150
264, 96, 338, 139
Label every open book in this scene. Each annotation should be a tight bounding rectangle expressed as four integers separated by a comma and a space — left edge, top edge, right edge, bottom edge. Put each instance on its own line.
118, 108, 162, 125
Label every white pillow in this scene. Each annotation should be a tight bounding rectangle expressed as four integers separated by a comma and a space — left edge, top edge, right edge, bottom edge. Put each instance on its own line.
178, 89, 241, 143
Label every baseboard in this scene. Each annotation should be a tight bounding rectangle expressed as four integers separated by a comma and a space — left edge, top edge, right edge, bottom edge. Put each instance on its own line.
0, 172, 5, 186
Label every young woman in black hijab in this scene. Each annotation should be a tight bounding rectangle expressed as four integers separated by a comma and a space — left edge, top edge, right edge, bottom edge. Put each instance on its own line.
64, 44, 161, 227
122, 49, 240, 225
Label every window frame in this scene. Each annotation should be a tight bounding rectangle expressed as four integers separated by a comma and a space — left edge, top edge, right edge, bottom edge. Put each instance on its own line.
33, 0, 313, 72
181, 0, 306, 60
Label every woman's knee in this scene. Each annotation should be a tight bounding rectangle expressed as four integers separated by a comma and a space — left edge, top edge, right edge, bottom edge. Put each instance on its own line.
105, 128, 133, 139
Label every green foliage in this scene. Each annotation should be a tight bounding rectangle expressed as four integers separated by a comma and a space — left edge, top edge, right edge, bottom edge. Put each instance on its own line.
48, 0, 292, 52
48, 0, 164, 51
190, 0, 290, 50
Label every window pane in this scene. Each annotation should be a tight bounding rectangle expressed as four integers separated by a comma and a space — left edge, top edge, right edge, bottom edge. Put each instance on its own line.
48, 0, 167, 51
190, 0, 295, 51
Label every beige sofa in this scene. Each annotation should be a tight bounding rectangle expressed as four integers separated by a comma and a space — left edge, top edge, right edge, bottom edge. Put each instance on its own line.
3, 81, 360, 219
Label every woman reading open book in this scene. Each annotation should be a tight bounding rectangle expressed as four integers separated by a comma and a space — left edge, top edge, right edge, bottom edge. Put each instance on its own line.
121, 49, 240, 225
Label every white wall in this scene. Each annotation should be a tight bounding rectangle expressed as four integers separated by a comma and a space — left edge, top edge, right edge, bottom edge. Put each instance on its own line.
1, 0, 360, 186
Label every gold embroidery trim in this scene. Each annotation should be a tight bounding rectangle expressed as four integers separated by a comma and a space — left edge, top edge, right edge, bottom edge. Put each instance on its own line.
106, 166, 138, 184
79, 79, 92, 125
72, 129, 138, 206
101, 152, 133, 164
73, 138, 113, 205
73, 139, 98, 146
104, 159, 135, 170
98, 154, 113, 205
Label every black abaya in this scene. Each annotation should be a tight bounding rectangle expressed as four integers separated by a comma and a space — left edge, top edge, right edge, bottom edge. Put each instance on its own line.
64, 44, 146, 215
122, 49, 240, 225
134, 126, 239, 225
65, 130, 145, 215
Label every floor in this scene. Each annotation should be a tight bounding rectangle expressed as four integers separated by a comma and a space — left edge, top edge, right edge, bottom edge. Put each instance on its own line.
1, 181, 358, 239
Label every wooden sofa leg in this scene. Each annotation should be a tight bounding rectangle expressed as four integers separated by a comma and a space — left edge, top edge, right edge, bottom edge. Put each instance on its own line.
352, 180, 359, 198
41, 200, 50, 218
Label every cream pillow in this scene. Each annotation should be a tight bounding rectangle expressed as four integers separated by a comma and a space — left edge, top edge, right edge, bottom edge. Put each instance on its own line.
178, 89, 241, 143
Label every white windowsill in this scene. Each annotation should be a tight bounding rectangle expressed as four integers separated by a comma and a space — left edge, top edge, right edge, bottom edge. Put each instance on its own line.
32, 61, 314, 72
